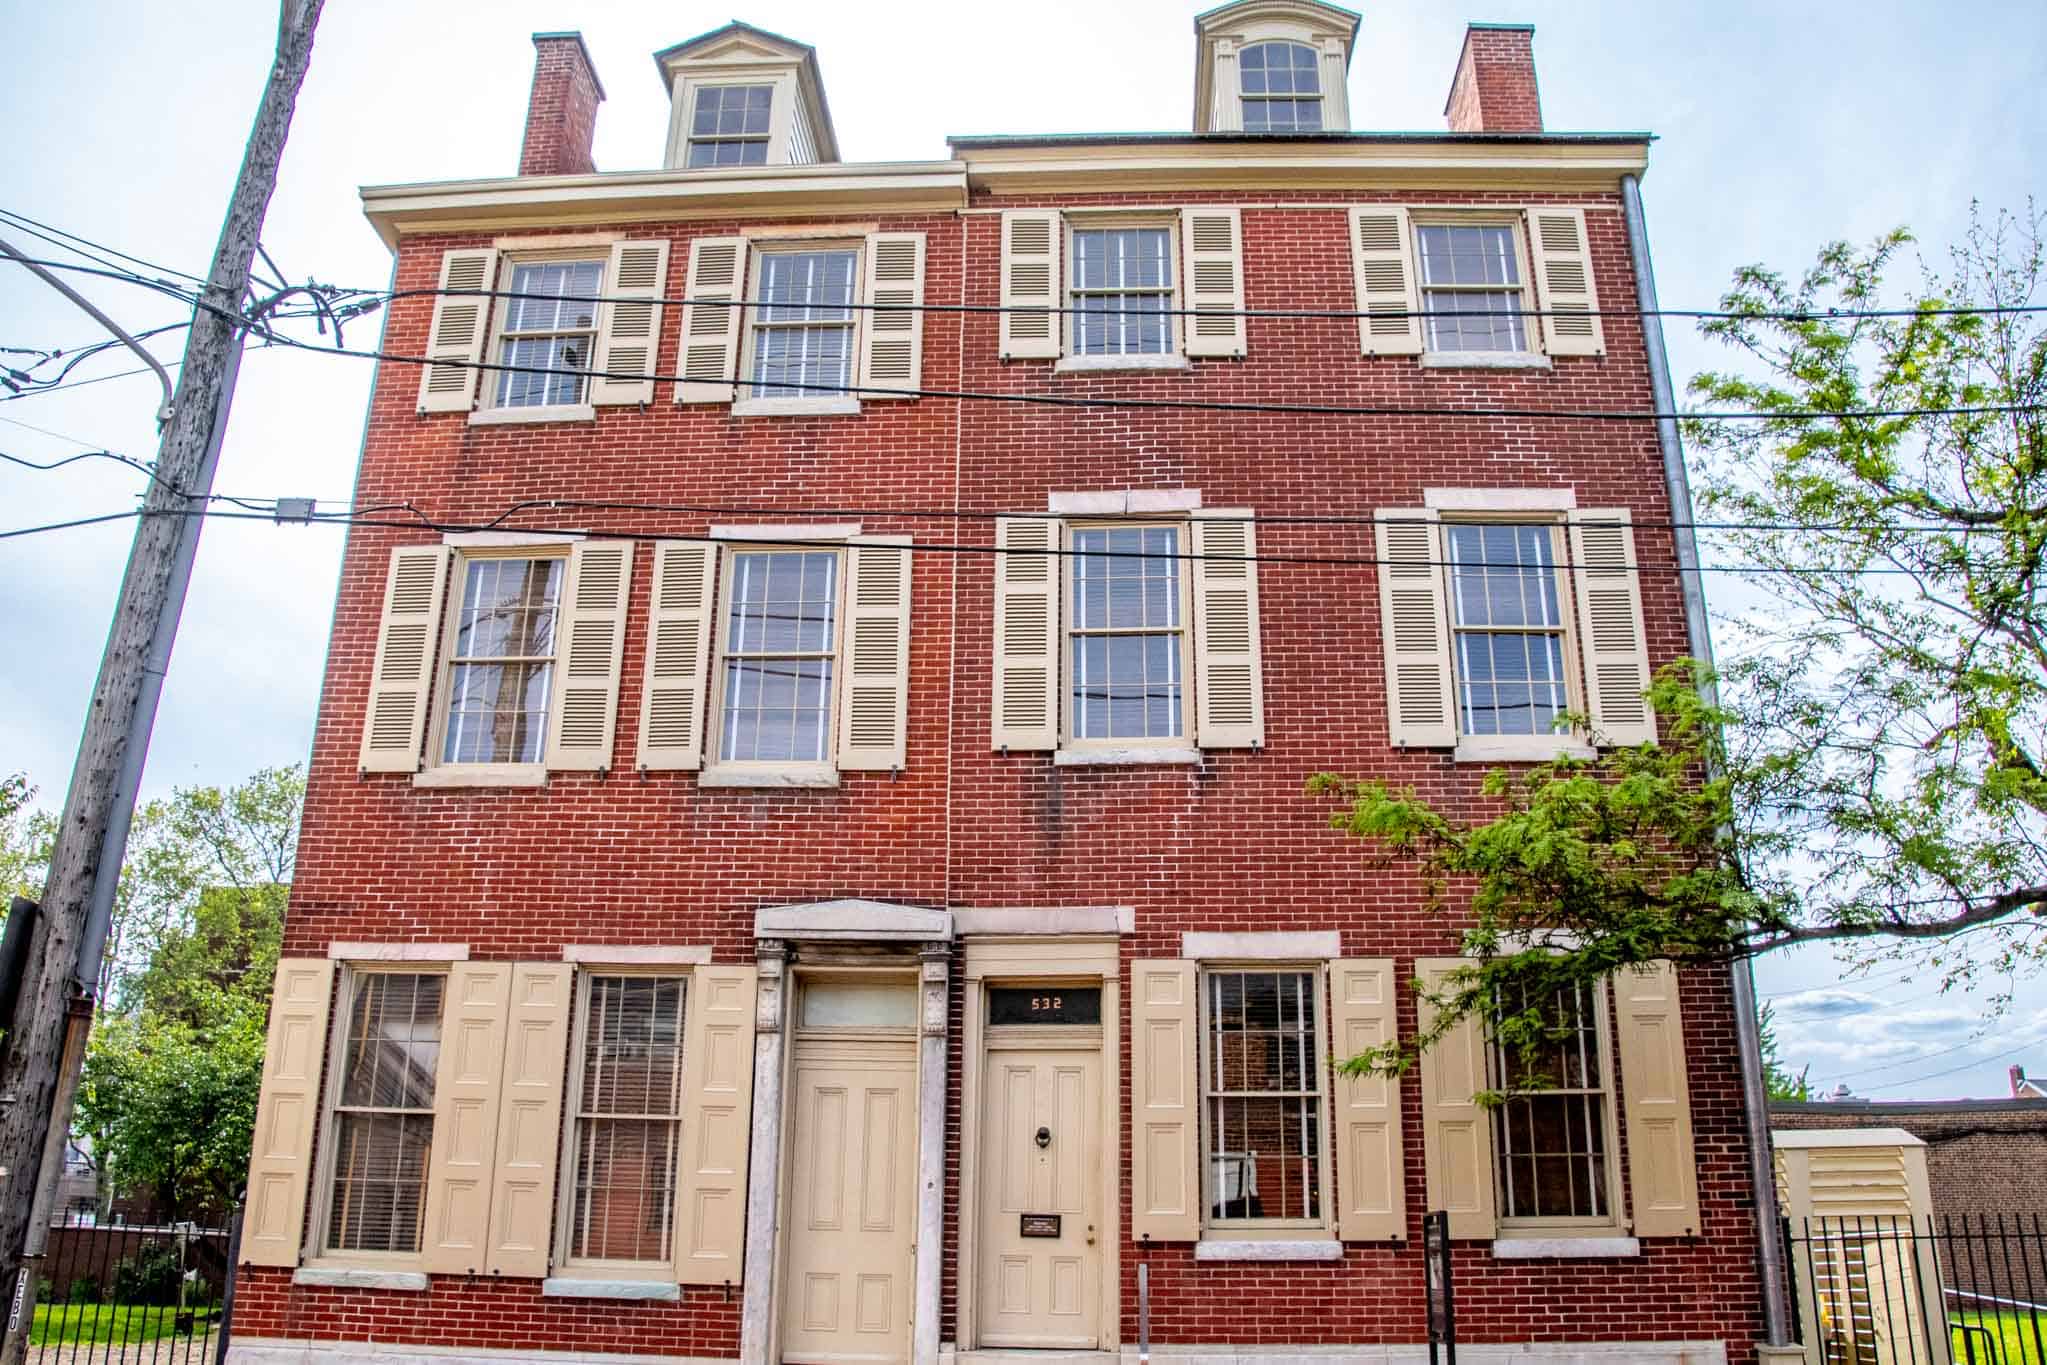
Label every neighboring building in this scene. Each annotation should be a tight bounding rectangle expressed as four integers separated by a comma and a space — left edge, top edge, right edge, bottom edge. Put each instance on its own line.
2013, 1064, 2047, 1099
230, 9, 1773, 1365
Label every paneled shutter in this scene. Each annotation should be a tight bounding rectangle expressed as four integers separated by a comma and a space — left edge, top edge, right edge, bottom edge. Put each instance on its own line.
417, 248, 500, 412
858, 232, 926, 398
991, 516, 1060, 750
422, 962, 513, 1275
999, 210, 1061, 360
591, 239, 670, 406
358, 544, 451, 773
836, 536, 912, 771
1566, 509, 1656, 746
484, 962, 572, 1277
675, 965, 758, 1284
240, 958, 335, 1266
544, 541, 634, 771
1415, 958, 1497, 1240
1180, 207, 1246, 358
1348, 207, 1422, 355
676, 236, 750, 403
1614, 962, 1700, 1237
1130, 960, 1199, 1242
1373, 510, 1455, 747
636, 541, 718, 770
1331, 959, 1406, 1241
1190, 510, 1263, 749
1525, 207, 1605, 356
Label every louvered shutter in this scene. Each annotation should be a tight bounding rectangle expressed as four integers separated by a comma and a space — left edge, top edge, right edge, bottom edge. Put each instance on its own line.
636, 542, 718, 770
1130, 960, 1199, 1242
1566, 509, 1655, 746
544, 541, 634, 771
1525, 207, 1605, 356
1348, 208, 1422, 355
991, 516, 1059, 750
1614, 962, 1699, 1237
358, 544, 451, 773
836, 536, 912, 771
1416, 958, 1497, 1240
484, 962, 572, 1277
675, 965, 758, 1284
676, 236, 750, 403
1373, 510, 1455, 747
1180, 207, 1246, 358
1191, 510, 1263, 749
240, 958, 335, 1266
858, 232, 926, 398
591, 240, 670, 406
999, 210, 1061, 360
417, 248, 500, 412
1331, 959, 1406, 1241
422, 962, 513, 1274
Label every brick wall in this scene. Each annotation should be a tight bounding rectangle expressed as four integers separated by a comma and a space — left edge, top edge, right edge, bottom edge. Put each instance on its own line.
1445, 27, 1543, 134
518, 34, 603, 178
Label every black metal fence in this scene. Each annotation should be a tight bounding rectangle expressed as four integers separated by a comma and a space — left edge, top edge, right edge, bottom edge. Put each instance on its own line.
27, 1210, 233, 1365
1786, 1215, 2047, 1365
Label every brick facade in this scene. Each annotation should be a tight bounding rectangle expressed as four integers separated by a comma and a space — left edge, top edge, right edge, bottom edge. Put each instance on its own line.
1445, 26, 1543, 135
518, 33, 603, 178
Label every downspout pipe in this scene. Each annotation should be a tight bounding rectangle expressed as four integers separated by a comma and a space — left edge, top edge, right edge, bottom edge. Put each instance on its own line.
1619, 172, 1792, 1347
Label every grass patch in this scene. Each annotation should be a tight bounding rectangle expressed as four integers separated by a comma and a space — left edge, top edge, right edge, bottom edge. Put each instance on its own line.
1952, 1308, 2047, 1365
29, 1303, 200, 1347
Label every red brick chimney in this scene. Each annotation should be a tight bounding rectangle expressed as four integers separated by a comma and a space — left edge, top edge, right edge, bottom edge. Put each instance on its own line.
1444, 23, 1542, 134
519, 31, 605, 177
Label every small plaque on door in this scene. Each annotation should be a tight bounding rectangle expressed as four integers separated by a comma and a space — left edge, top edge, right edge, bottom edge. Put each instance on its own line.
988, 987, 1102, 1026
1019, 1213, 1062, 1238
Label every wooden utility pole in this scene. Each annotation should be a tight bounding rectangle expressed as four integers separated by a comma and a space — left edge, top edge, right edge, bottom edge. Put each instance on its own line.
0, 5, 324, 1362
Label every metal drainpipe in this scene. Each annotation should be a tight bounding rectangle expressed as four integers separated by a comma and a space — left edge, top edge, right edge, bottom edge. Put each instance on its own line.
1619, 171, 1792, 1346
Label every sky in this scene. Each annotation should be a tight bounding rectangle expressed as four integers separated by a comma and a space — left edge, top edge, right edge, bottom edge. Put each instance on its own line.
2, 0, 2043, 1100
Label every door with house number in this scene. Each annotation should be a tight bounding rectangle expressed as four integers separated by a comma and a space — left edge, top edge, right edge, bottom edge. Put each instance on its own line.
977, 987, 1103, 1349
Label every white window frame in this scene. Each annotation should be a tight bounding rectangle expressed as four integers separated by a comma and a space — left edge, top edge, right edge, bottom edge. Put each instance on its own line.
554, 967, 692, 1280
1236, 39, 1324, 133
422, 545, 572, 781
1435, 514, 1589, 759
702, 539, 850, 786
733, 237, 865, 416
1488, 976, 1625, 1234
680, 80, 776, 169
1411, 213, 1537, 358
1059, 519, 1197, 754
1195, 963, 1332, 1236
478, 249, 609, 419
665, 69, 800, 172
1059, 216, 1185, 371
308, 964, 449, 1269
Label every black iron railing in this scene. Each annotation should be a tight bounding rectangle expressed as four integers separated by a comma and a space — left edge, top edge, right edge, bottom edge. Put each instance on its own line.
27, 1209, 233, 1365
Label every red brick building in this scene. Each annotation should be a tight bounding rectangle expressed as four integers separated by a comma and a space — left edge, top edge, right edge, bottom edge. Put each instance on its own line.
230, 8, 1781, 1365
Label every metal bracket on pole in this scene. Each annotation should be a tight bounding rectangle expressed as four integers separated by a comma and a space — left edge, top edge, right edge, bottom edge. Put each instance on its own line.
0, 238, 176, 425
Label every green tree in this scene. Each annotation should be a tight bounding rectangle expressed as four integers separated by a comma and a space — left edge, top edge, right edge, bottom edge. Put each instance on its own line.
1757, 1003, 1812, 1102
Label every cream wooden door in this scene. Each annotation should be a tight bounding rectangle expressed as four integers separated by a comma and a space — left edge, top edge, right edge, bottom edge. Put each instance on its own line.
977, 1043, 1102, 1348
782, 1037, 918, 1365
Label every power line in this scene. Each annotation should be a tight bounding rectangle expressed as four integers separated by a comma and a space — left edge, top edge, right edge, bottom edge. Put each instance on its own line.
0, 207, 210, 289
1851, 1033, 2047, 1093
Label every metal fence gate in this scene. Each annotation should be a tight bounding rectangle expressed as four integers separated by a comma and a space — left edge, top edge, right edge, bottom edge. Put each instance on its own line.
27, 1210, 234, 1365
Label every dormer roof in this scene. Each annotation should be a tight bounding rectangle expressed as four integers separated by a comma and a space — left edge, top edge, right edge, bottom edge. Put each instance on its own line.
653, 19, 840, 164
1193, 0, 1361, 134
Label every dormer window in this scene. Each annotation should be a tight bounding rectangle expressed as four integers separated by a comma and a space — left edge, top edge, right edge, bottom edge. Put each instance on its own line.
656, 21, 840, 170
686, 83, 773, 167
1239, 41, 1322, 131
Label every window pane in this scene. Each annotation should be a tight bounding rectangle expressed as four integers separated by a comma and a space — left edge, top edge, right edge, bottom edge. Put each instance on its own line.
1071, 229, 1172, 356
569, 1118, 680, 1261
502, 260, 602, 334
325, 1112, 433, 1253
1492, 982, 1611, 1220
749, 250, 857, 396
1417, 225, 1520, 287
1446, 525, 1568, 736
800, 980, 917, 1028
338, 973, 444, 1110
493, 261, 603, 407
442, 558, 562, 763
1204, 969, 1321, 1223
569, 975, 686, 1264
328, 972, 444, 1255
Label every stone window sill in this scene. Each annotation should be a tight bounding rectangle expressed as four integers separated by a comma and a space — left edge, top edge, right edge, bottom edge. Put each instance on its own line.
1453, 739, 1596, 765
292, 1267, 429, 1291
1492, 1235, 1641, 1259
466, 403, 596, 426
412, 765, 549, 789
1052, 746, 1201, 767
731, 396, 861, 417
1420, 351, 1553, 371
1193, 1238, 1343, 1262
1055, 353, 1190, 375
541, 1277, 681, 1301
700, 763, 842, 789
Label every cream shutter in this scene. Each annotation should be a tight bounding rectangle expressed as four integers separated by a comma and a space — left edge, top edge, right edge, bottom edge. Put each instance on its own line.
1415, 958, 1496, 1240
591, 239, 671, 406
1525, 207, 1605, 357
999, 210, 1061, 360
544, 541, 634, 771
636, 541, 718, 770
1331, 959, 1406, 1241
1130, 960, 1199, 1242
991, 516, 1059, 751
1190, 510, 1263, 749
1180, 207, 1246, 358
1566, 510, 1656, 746
676, 236, 750, 403
858, 232, 926, 398
358, 544, 451, 773
484, 962, 572, 1277
240, 958, 335, 1266
422, 962, 513, 1275
1348, 207, 1422, 356
675, 965, 758, 1284
1614, 962, 1699, 1237
417, 248, 499, 412
836, 536, 912, 771
1374, 510, 1456, 748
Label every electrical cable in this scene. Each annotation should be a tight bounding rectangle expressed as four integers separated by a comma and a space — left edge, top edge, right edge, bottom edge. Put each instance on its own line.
0, 207, 211, 288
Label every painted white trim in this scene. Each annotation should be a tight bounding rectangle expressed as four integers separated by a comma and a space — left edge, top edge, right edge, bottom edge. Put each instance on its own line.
754, 898, 953, 942
698, 763, 841, 789
1192, 1238, 1343, 1262
1053, 746, 1201, 767
465, 404, 596, 426
709, 522, 861, 542
1182, 931, 1341, 961
1424, 488, 1579, 511
289, 1268, 429, 1292
731, 396, 862, 417
540, 1277, 682, 1301
1773, 1127, 1926, 1150
1418, 351, 1552, 371
411, 764, 549, 789
745, 222, 882, 241
952, 907, 1135, 937
490, 231, 623, 250
1453, 738, 1597, 764
560, 944, 714, 966
325, 942, 469, 962
1128, 489, 1205, 514
1492, 1236, 1642, 1259
439, 530, 587, 547
1054, 354, 1191, 374
1046, 490, 1203, 515
229, 1342, 738, 1365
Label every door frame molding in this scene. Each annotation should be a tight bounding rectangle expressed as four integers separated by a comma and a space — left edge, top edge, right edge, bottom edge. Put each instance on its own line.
957, 936, 1122, 1353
